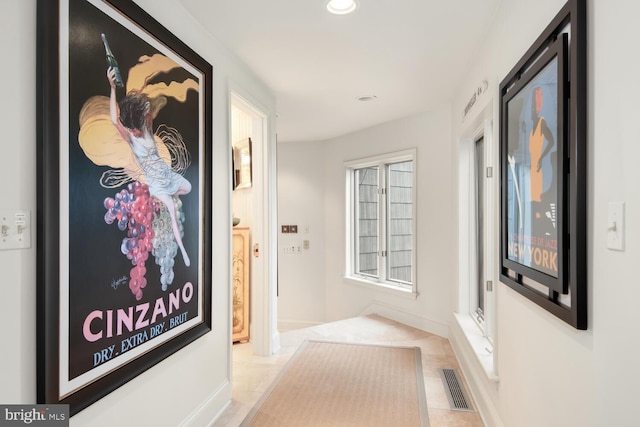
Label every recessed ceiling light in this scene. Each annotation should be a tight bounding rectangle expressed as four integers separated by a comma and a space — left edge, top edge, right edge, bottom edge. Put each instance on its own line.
357, 95, 377, 102
326, 0, 358, 15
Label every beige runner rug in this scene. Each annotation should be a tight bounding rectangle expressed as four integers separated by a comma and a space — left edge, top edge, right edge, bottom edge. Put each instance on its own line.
240, 340, 429, 427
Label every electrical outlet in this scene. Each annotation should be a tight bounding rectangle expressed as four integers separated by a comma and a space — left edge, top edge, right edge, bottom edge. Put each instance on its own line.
282, 243, 302, 254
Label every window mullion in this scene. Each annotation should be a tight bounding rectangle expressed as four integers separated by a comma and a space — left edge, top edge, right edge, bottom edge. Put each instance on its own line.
353, 170, 361, 276
379, 163, 387, 282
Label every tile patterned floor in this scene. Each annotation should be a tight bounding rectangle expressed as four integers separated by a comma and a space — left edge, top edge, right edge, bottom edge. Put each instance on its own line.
212, 315, 484, 427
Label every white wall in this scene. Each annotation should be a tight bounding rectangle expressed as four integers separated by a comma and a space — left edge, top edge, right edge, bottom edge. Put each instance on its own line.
277, 141, 327, 329
321, 108, 454, 335
277, 109, 455, 334
450, 0, 640, 426
591, 0, 640, 425
0, 0, 38, 407
0, 1, 275, 425
278, 110, 457, 338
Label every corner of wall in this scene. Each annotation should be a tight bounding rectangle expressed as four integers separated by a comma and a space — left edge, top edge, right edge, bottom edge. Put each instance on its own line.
360, 302, 450, 338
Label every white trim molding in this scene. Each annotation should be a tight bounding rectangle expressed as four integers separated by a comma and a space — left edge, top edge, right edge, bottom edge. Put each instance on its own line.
179, 380, 232, 427
359, 302, 450, 338
450, 314, 503, 427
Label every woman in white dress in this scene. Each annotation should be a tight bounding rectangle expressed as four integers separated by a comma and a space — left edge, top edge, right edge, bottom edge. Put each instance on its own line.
107, 66, 192, 267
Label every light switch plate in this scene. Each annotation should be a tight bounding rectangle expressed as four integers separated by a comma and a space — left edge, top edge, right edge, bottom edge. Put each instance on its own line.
607, 201, 624, 251
0, 210, 31, 251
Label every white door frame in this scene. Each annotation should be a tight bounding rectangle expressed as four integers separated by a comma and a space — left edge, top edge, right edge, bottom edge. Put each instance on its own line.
230, 87, 279, 356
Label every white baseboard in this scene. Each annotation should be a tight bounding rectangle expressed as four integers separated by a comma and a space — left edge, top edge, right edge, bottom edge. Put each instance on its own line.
272, 329, 281, 354
359, 302, 450, 338
278, 319, 324, 331
178, 380, 232, 427
449, 318, 504, 427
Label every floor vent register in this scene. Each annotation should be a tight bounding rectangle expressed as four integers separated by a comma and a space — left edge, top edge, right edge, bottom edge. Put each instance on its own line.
439, 368, 475, 412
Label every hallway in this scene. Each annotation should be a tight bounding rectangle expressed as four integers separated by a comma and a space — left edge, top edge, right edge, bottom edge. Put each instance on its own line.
214, 315, 483, 426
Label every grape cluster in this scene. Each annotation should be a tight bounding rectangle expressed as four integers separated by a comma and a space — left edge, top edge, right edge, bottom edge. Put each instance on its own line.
151, 202, 185, 291
104, 181, 170, 300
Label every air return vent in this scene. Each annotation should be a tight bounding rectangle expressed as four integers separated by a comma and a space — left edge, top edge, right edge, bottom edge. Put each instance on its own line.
439, 368, 474, 412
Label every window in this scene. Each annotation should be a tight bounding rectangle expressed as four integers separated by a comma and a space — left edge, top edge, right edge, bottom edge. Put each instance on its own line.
346, 150, 416, 293
460, 119, 495, 344
456, 115, 497, 380
473, 136, 486, 325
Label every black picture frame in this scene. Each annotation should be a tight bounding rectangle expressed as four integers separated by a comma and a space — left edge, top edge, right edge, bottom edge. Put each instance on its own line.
499, 0, 586, 329
37, 0, 213, 415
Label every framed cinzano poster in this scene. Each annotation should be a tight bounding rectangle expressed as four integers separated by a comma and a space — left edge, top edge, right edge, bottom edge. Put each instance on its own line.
37, 0, 212, 414
499, 0, 586, 329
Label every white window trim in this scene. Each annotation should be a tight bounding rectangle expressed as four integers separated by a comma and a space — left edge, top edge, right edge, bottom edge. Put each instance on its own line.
345, 148, 418, 295
343, 275, 419, 300
457, 117, 498, 381
470, 125, 495, 339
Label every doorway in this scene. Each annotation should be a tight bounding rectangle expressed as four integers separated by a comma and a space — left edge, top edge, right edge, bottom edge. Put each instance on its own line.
230, 90, 278, 357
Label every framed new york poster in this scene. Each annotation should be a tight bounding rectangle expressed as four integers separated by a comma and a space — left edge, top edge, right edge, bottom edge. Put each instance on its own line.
502, 34, 567, 295
499, 0, 586, 330
37, 0, 212, 414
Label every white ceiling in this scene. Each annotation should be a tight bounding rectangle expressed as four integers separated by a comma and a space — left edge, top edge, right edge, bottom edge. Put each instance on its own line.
179, 0, 501, 143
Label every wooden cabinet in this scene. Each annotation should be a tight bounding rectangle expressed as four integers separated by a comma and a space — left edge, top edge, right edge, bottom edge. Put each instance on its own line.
232, 227, 250, 342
